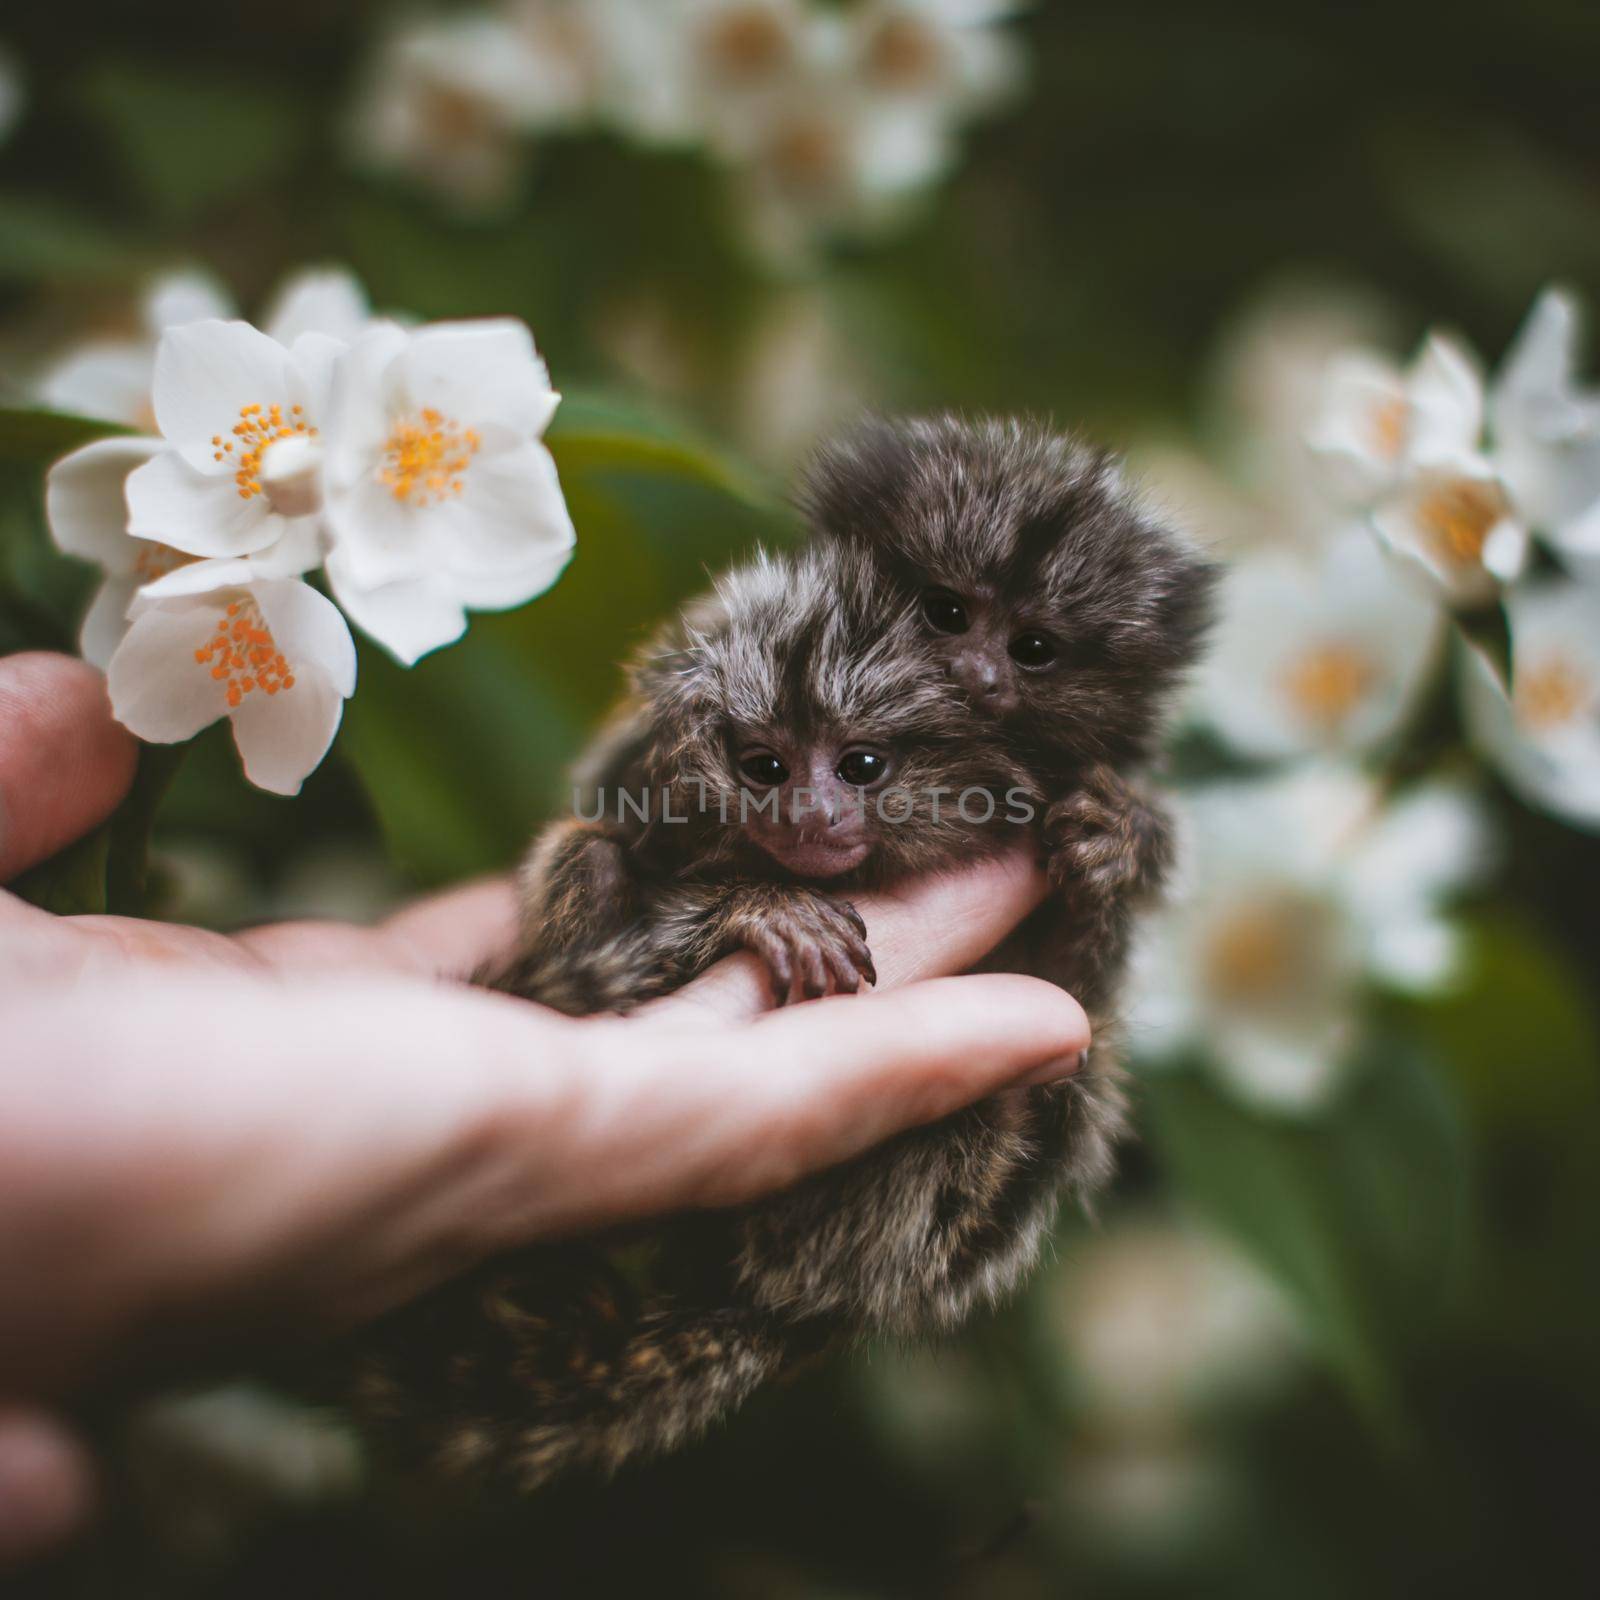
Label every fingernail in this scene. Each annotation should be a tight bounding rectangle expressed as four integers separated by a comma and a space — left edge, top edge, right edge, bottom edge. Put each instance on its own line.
1019, 1047, 1088, 1088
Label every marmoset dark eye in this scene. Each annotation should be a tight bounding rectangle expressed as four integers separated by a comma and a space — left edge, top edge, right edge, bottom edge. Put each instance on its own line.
1009, 632, 1057, 667
740, 752, 788, 786
837, 750, 890, 787
922, 589, 970, 634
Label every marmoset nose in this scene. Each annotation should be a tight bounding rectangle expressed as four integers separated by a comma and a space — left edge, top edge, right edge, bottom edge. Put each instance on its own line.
952, 652, 1002, 697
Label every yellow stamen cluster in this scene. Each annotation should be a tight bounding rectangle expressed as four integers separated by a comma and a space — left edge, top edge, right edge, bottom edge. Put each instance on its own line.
1369, 395, 1409, 461
131, 542, 196, 584
864, 16, 943, 90
194, 599, 296, 710
1203, 895, 1324, 1009
768, 114, 844, 195
1514, 654, 1591, 732
1416, 479, 1505, 568
703, 6, 791, 83
379, 408, 481, 507
214, 402, 316, 501
1284, 642, 1375, 729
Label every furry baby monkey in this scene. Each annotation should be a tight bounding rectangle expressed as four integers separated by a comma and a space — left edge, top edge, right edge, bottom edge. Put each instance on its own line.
334, 418, 1215, 1491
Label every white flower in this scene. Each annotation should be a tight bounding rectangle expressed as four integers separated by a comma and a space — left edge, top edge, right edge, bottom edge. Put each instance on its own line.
1195, 528, 1444, 759
1054, 1220, 1300, 1429
1461, 578, 1600, 831
1133, 767, 1489, 1112
1489, 286, 1600, 576
123, 319, 343, 572
320, 319, 575, 665
349, 9, 592, 209
845, 0, 1025, 121
45, 437, 194, 668
1371, 453, 1529, 605
108, 569, 356, 796
1306, 333, 1484, 506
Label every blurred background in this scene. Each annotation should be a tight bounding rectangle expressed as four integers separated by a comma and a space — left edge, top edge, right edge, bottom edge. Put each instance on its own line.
3, 1, 1599, 1595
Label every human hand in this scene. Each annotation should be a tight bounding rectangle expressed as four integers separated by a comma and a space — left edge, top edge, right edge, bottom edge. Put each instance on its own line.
0, 650, 1083, 1564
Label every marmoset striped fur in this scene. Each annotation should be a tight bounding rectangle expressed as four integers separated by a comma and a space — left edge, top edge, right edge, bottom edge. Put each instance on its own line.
329, 416, 1216, 1493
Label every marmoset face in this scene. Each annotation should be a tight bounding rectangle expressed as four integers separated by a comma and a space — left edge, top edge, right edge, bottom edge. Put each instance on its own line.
798, 414, 1218, 765
916, 580, 1074, 719
731, 730, 894, 877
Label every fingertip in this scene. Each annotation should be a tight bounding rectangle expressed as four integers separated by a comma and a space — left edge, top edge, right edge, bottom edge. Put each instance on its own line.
0, 1410, 95, 1570
0, 652, 138, 883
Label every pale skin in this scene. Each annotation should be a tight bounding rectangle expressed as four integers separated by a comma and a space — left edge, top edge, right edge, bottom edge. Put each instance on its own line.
0, 651, 1083, 1566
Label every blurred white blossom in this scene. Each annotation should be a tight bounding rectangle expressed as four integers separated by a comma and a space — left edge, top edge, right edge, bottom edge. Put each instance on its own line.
346, 0, 1028, 251
36, 267, 371, 430
349, 8, 591, 208
1056, 1219, 1301, 1430
1133, 767, 1490, 1111
322, 319, 574, 665
108, 571, 357, 796
1462, 578, 1600, 831
1490, 287, 1600, 578
1196, 528, 1444, 760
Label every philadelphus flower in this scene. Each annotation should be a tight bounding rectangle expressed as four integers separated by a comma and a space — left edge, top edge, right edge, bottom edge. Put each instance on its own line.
349, 8, 594, 208
846, 0, 1025, 119
1132, 766, 1489, 1112
107, 568, 356, 796
1461, 579, 1600, 831
44, 271, 377, 671
1195, 528, 1443, 759
316, 319, 573, 666
1306, 332, 1530, 604
1489, 287, 1600, 577
122, 319, 341, 574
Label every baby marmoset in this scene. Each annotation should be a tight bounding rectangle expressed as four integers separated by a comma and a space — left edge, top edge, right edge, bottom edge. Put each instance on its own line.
334, 415, 1215, 1492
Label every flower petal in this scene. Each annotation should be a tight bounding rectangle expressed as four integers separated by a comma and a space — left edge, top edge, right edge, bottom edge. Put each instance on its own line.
126, 449, 274, 558
1406, 333, 1483, 463
263, 268, 371, 347
230, 672, 347, 796
151, 319, 294, 471
396, 319, 559, 439
107, 597, 229, 744
143, 269, 234, 333
45, 436, 166, 571
36, 343, 155, 427
437, 440, 576, 575
326, 551, 466, 666
80, 575, 140, 669
254, 578, 358, 697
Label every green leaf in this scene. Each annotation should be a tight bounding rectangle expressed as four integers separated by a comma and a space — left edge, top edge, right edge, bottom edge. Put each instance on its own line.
1145, 1042, 1469, 1429
0, 408, 131, 464
0, 194, 148, 284
79, 63, 308, 220
549, 392, 777, 509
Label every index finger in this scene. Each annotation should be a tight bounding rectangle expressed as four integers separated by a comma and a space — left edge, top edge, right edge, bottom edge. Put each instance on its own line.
647, 844, 1047, 1023
0, 653, 137, 891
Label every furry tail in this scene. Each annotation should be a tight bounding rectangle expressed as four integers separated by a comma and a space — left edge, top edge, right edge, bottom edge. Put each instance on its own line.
324, 1245, 791, 1493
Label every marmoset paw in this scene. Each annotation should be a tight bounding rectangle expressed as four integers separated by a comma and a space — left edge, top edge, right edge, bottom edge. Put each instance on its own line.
740, 891, 875, 1005
1043, 770, 1151, 900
